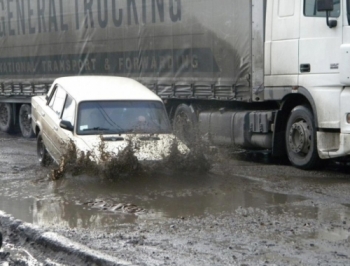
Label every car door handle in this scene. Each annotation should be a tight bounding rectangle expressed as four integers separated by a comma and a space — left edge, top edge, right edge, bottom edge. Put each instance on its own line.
41, 112, 45, 117
53, 126, 58, 131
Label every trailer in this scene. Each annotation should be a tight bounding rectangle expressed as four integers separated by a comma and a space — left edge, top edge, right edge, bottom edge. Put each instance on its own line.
0, 0, 349, 169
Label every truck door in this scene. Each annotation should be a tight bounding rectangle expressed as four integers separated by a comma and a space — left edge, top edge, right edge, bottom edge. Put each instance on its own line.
339, 0, 350, 135
299, 0, 342, 130
299, 0, 342, 76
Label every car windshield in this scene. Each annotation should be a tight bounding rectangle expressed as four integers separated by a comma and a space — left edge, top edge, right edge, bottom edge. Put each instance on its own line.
76, 101, 172, 135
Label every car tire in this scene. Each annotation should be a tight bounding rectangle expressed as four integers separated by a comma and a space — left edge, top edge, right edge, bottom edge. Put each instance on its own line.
37, 132, 52, 166
19, 104, 35, 138
285, 105, 321, 170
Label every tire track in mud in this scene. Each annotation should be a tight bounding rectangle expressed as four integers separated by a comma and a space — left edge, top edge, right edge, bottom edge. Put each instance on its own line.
77, 200, 146, 214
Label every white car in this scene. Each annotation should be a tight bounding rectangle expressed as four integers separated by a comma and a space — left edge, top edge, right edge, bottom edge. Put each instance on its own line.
31, 76, 186, 165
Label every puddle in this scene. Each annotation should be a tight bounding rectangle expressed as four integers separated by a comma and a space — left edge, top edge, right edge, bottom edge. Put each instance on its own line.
0, 172, 348, 243
315, 228, 350, 242
0, 170, 310, 231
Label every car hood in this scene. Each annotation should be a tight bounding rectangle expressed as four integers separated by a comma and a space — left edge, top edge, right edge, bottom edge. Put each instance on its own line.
72, 134, 188, 161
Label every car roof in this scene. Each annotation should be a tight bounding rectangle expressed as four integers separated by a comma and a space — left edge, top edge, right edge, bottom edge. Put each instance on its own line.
54, 76, 162, 103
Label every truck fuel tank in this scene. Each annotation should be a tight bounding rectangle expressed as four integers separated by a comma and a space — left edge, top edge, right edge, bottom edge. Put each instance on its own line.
199, 110, 275, 150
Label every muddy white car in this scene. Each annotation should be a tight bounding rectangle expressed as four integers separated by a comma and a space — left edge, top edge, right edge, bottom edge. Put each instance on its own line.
31, 76, 185, 165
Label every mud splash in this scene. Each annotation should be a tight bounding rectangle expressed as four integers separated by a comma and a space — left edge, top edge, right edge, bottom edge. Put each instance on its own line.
161, 137, 211, 172
51, 136, 211, 180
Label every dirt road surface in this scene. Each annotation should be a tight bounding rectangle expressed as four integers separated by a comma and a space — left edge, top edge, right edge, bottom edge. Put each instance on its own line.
0, 132, 349, 265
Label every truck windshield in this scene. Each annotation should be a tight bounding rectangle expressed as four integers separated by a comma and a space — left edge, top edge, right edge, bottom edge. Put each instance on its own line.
76, 101, 172, 135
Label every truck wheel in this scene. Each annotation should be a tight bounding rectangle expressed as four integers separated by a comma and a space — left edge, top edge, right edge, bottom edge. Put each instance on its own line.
285, 105, 320, 170
19, 104, 35, 138
0, 103, 14, 133
173, 104, 198, 145
37, 132, 52, 166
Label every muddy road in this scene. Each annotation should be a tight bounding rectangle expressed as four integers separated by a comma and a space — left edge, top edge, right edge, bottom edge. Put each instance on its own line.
0, 132, 350, 265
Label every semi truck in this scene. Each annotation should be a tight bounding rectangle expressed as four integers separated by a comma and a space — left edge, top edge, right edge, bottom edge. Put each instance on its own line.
0, 0, 348, 169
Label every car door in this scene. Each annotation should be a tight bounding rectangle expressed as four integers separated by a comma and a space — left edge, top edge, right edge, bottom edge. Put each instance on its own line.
41, 85, 67, 162
57, 94, 77, 156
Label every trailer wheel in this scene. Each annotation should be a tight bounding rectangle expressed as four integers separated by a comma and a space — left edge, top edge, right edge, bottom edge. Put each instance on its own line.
173, 104, 198, 145
285, 105, 320, 170
19, 104, 35, 138
37, 132, 52, 166
0, 103, 14, 133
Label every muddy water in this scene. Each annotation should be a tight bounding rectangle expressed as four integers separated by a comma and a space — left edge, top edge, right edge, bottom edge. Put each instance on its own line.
1, 166, 349, 240
1, 133, 350, 243
0, 169, 305, 229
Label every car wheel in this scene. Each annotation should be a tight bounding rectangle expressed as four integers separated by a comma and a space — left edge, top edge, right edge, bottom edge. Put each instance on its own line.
285, 105, 321, 170
37, 132, 52, 166
19, 104, 35, 138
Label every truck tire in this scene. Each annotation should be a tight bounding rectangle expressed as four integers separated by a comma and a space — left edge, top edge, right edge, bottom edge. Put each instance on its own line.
19, 104, 35, 138
37, 132, 52, 166
173, 104, 198, 145
0, 103, 14, 133
285, 105, 321, 170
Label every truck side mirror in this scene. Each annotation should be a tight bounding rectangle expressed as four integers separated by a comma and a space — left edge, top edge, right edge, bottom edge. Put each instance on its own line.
317, 0, 333, 11
317, 0, 337, 28
60, 120, 74, 132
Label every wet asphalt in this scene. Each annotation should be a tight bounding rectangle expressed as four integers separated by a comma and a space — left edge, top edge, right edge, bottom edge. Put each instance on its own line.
0, 132, 350, 265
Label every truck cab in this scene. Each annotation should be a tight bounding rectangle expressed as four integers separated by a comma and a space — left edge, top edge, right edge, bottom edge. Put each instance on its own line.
262, 0, 350, 166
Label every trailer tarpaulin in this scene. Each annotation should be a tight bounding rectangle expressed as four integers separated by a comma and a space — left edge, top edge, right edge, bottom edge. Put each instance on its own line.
0, 0, 254, 101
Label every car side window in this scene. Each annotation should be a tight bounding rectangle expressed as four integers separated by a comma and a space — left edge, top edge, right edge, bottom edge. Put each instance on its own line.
61, 95, 76, 126
304, 0, 340, 18
48, 87, 58, 108
49, 86, 67, 118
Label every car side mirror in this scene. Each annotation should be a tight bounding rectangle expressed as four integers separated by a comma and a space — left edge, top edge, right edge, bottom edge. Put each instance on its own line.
317, 0, 337, 28
60, 120, 74, 132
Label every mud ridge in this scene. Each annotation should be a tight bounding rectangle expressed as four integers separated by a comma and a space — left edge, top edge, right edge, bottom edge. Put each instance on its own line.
0, 211, 135, 266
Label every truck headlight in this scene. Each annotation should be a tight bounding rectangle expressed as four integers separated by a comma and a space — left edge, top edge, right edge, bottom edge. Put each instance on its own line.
347, 114, 350, 124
